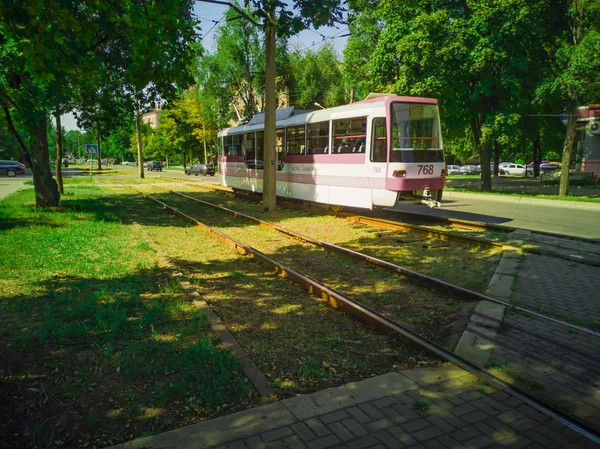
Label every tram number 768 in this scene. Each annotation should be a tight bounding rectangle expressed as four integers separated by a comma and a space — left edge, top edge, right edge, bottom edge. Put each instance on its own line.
417, 164, 435, 175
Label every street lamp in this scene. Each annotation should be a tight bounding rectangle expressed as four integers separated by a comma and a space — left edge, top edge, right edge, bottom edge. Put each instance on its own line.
314, 102, 325, 110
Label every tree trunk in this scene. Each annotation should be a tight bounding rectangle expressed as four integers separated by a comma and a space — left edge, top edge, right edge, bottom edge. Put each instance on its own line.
183, 152, 186, 169
1, 99, 33, 168
55, 111, 64, 194
135, 110, 144, 179
480, 142, 492, 192
97, 132, 102, 170
29, 111, 60, 207
533, 132, 541, 177
263, 16, 277, 212
203, 125, 208, 165
493, 140, 500, 177
559, 109, 577, 196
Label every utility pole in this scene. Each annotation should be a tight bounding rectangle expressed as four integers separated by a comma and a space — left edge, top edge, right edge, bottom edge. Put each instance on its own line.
263, 6, 277, 213
135, 108, 145, 179
197, 0, 276, 211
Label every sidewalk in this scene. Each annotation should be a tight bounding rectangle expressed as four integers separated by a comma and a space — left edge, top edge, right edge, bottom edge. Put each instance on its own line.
107, 366, 596, 449
489, 254, 600, 431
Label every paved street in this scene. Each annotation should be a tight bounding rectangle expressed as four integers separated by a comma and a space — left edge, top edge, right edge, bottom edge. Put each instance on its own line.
391, 191, 600, 239
0, 175, 32, 201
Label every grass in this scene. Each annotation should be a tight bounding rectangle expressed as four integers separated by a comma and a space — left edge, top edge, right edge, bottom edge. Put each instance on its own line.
156, 184, 500, 294
0, 186, 252, 448
136, 185, 484, 342
445, 176, 600, 202
126, 185, 438, 396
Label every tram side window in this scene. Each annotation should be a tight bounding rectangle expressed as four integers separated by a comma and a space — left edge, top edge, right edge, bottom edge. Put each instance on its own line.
306, 122, 330, 154
286, 125, 306, 155
244, 132, 257, 168
276, 129, 285, 169
371, 118, 387, 162
256, 131, 264, 170
333, 117, 366, 154
223, 135, 242, 156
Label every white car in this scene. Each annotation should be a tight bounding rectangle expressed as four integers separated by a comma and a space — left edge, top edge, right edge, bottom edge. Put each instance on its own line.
501, 164, 533, 176
447, 165, 461, 175
498, 162, 513, 170
122, 161, 137, 166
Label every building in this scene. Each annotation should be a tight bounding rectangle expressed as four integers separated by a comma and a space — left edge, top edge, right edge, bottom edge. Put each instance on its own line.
577, 105, 600, 174
142, 110, 161, 129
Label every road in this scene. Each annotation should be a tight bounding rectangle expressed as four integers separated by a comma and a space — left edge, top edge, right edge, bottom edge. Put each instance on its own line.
10, 167, 598, 239
391, 191, 600, 239
0, 175, 32, 201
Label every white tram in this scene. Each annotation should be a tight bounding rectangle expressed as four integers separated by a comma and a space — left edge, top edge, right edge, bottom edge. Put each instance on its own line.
217, 94, 446, 209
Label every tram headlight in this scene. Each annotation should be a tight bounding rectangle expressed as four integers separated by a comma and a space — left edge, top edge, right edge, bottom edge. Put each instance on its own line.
393, 170, 407, 178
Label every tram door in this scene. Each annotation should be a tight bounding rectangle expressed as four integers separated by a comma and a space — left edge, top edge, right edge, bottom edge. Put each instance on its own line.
370, 117, 390, 206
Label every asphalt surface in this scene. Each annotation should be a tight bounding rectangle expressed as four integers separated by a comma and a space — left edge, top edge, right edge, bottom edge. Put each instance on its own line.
0, 175, 32, 201
391, 191, 600, 239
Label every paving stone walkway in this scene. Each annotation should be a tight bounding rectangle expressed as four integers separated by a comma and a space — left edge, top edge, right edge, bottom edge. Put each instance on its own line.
489, 253, 600, 432
107, 366, 598, 449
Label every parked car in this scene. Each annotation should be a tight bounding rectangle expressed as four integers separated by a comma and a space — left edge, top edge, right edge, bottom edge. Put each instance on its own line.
500, 164, 533, 176
185, 163, 216, 176
122, 161, 137, 166
0, 160, 27, 177
447, 165, 461, 175
539, 163, 561, 173
146, 161, 163, 171
460, 165, 481, 175
498, 162, 513, 170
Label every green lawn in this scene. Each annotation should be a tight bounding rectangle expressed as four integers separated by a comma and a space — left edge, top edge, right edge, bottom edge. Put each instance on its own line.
0, 186, 252, 448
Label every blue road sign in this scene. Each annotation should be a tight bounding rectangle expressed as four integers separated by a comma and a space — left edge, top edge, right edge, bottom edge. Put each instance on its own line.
86, 144, 98, 155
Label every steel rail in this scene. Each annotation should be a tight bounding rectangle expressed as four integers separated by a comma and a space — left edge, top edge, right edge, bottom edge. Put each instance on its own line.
157, 186, 600, 338
349, 214, 600, 268
131, 186, 600, 445
183, 183, 600, 267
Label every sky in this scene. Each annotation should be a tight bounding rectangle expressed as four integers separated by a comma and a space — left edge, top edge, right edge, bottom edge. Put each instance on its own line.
61, 2, 349, 131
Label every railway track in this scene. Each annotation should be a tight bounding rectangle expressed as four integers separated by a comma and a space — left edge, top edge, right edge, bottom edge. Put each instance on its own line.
181, 181, 600, 268
150, 184, 600, 338
128, 184, 600, 444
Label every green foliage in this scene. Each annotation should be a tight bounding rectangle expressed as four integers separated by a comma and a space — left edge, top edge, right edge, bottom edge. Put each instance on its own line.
288, 44, 349, 108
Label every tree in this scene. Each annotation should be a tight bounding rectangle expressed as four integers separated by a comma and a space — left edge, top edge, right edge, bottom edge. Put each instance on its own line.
537, 0, 600, 195
287, 43, 348, 108
0, 0, 198, 205
197, 0, 345, 211
346, 0, 567, 191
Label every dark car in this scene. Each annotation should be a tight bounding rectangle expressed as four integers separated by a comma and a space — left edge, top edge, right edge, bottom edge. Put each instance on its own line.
0, 160, 27, 177
185, 163, 216, 176
539, 163, 561, 174
146, 161, 163, 171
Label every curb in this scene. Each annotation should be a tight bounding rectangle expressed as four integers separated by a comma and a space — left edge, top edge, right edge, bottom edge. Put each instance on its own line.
104, 366, 474, 449
453, 239, 524, 366
444, 190, 600, 211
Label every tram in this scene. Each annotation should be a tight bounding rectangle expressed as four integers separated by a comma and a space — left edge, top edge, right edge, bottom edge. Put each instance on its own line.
217, 93, 446, 209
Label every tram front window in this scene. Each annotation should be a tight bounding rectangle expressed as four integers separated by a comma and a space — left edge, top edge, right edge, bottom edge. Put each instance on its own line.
390, 103, 443, 163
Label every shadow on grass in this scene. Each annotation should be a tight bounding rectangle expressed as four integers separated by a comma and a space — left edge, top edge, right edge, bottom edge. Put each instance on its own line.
0, 266, 251, 449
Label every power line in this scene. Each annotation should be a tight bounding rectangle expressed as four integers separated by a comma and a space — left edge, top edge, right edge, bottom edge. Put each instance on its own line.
201, 15, 226, 41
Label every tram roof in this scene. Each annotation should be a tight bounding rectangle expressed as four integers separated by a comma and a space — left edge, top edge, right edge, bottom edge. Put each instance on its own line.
219, 95, 438, 136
